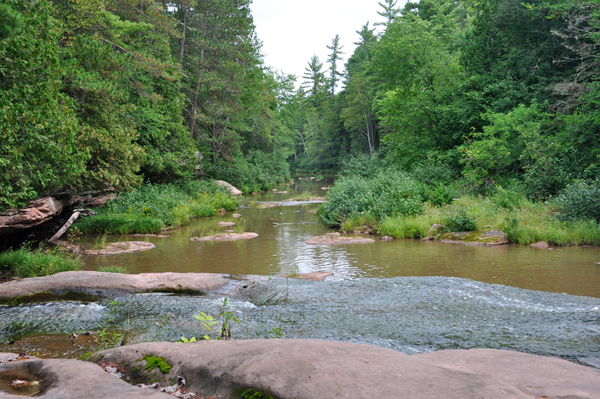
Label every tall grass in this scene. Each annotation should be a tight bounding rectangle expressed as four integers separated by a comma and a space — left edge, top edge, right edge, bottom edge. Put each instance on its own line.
76, 182, 239, 235
0, 247, 82, 278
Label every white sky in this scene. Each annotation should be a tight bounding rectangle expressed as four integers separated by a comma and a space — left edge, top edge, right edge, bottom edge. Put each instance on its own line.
251, 0, 408, 85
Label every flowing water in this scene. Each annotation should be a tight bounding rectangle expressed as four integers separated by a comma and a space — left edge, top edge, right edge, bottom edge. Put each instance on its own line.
1, 178, 600, 370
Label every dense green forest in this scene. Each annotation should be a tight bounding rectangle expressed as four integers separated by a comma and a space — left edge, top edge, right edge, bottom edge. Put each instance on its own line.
1, 0, 599, 233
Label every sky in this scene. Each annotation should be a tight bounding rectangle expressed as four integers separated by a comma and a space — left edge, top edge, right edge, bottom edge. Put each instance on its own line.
250, 0, 408, 85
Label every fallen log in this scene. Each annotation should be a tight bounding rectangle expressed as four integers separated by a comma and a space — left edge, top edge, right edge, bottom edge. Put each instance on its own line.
48, 212, 80, 243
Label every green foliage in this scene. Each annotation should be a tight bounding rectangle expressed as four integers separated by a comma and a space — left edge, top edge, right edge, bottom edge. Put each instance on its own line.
0, 247, 81, 278
444, 206, 478, 232
234, 388, 277, 399
193, 312, 218, 340
555, 179, 600, 223
0, 4, 23, 40
318, 170, 423, 227
76, 182, 238, 234
377, 216, 430, 239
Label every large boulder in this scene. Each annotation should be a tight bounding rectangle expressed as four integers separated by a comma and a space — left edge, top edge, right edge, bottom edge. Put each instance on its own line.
214, 180, 242, 196
93, 340, 531, 399
0, 271, 229, 300
0, 192, 115, 237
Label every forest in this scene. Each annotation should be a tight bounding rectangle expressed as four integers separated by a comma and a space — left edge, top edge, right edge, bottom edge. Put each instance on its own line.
1, 0, 599, 240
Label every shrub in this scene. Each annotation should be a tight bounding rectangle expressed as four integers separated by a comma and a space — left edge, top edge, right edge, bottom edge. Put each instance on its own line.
556, 179, 600, 223
377, 216, 430, 239
444, 206, 478, 232
318, 169, 423, 227
0, 246, 81, 278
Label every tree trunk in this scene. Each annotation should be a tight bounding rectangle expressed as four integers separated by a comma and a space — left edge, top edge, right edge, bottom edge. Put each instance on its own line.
189, 3, 210, 138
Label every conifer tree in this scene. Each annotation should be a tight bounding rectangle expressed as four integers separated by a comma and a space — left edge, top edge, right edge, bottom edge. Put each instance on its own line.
326, 35, 345, 97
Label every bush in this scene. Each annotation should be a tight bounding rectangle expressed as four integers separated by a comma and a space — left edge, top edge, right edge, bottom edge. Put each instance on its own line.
444, 206, 478, 232
556, 179, 600, 223
318, 169, 424, 227
0, 246, 81, 278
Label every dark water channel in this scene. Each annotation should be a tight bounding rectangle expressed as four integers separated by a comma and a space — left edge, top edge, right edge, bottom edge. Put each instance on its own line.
1, 178, 600, 371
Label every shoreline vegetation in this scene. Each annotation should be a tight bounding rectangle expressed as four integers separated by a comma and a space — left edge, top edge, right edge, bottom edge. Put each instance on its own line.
318, 157, 600, 247
75, 181, 238, 235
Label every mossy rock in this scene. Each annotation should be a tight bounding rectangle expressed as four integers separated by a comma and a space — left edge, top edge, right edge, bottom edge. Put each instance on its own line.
438, 229, 508, 247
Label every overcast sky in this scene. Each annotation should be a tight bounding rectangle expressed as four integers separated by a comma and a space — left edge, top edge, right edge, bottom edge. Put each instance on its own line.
251, 0, 408, 85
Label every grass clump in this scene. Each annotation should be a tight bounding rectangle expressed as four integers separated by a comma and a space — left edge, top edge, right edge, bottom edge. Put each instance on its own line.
98, 266, 128, 274
0, 246, 81, 279
76, 181, 238, 235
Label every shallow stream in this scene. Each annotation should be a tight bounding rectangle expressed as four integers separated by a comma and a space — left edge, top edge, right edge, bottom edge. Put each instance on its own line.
1, 178, 599, 370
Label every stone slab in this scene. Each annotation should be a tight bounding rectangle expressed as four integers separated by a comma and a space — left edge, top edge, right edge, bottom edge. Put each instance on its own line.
0, 271, 229, 299
414, 348, 600, 399
95, 340, 529, 399
190, 233, 258, 241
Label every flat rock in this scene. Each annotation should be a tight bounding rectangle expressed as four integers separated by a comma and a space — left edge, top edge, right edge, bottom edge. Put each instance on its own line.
0, 357, 170, 399
215, 180, 242, 196
438, 229, 508, 247
414, 348, 600, 399
287, 272, 333, 281
217, 222, 236, 227
380, 236, 394, 241
94, 340, 530, 399
0, 271, 228, 300
232, 214, 242, 218
83, 241, 155, 256
305, 233, 375, 245
128, 234, 169, 238
190, 232, 258, 241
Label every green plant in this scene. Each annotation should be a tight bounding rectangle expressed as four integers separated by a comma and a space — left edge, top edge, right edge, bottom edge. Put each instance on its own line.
444, 206, 478, 232
218, 297, 240, 340
193, 312, 218, 340
556, 179, 600, 223
178, 336, 197, 343
94, 235, 108, 250
93, 300, 123, 349
142, 355, 172, 374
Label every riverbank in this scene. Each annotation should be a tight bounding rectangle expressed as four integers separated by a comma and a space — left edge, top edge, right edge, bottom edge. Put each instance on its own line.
318, 170, 600, 246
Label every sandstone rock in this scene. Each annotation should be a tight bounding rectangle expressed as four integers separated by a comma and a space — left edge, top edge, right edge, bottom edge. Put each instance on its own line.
94, 340, 530, 399
232, 214, 242, 218
530, 241, 550, 248
287, 272, 333, 281
321, 187, 330, 190
0, 357, 170, 399
274, 191, 288, 194
190, 232, 258, 242
0, 271, 228, 300
380, 236, 394, 241
214, 180, 242, 196
0, 192, 115, 237
414, 348, 600, 399
83, 241, 156, 256
217, 222, 236, 227
428, 223, 445, 235
305, 233, 375, 245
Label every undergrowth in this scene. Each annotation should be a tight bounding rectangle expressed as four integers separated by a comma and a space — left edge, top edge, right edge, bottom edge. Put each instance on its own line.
0, 246, 82, 278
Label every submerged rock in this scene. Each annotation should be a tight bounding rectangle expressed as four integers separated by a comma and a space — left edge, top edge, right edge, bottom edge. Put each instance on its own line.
90, 340, 600, 399
305, 233, 375, 245
438, 230, 508, 247
190, 232, 258, 241
217, 222, 236, 227
286, 272, 334, 281
83, 241, 156, 256
380, 236, 394, 241
530, 241, 550, 248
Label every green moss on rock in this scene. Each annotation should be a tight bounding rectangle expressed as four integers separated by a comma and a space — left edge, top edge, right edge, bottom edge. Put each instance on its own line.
0, 291, 100, 306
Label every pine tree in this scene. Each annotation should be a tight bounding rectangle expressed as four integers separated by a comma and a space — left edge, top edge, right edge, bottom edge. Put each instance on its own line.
326, 34, 345, 97
375, 0, 400, 27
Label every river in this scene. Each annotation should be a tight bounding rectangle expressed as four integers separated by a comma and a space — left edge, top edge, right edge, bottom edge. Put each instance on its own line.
1, 178, 599, 369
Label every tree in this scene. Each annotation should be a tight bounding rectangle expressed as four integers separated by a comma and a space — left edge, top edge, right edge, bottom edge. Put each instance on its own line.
326, 34, 345, 97
302, 55, 327, 107
375, 0, 400, 27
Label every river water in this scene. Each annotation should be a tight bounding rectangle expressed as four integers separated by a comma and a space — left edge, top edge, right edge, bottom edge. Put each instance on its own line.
1, 178, 599, 368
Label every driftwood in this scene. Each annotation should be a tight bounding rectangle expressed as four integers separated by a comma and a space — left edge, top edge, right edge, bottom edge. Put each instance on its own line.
48, 212, 80, 243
